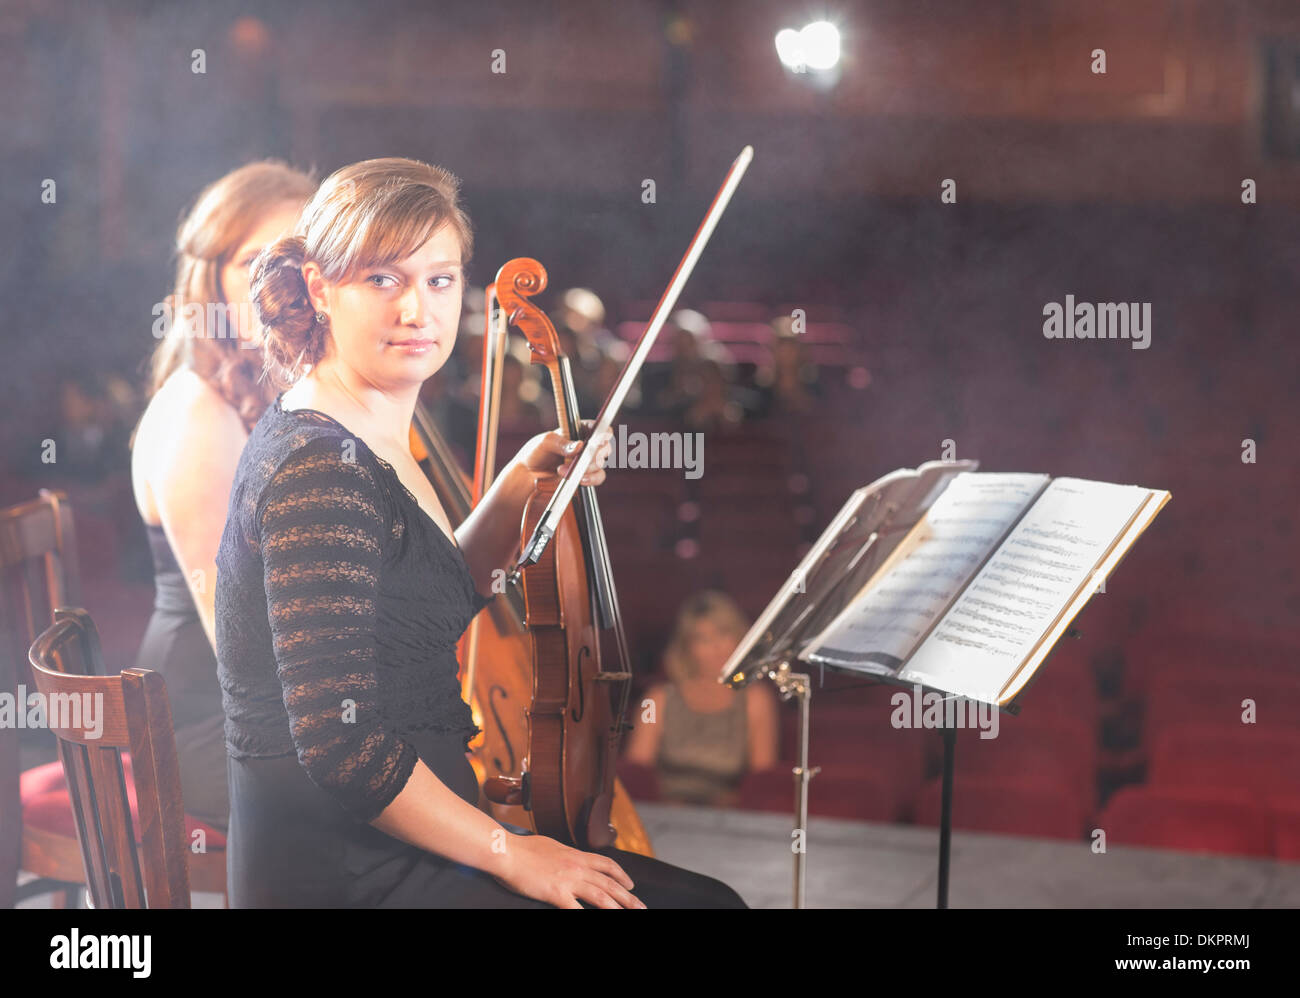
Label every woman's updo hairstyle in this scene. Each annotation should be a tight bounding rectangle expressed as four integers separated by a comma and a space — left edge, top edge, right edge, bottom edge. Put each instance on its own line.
252, 157, 474, 389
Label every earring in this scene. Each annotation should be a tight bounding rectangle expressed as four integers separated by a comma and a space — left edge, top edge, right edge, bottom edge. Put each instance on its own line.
315, 311, 328, 325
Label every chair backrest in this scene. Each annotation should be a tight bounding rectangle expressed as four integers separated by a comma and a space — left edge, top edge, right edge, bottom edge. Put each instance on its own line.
0, 490, 81, 908
0, 489, 82, 689
28, 608, 191, 909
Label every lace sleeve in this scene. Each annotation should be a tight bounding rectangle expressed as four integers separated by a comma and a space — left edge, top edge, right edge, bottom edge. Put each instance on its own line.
257, 438, 418, 823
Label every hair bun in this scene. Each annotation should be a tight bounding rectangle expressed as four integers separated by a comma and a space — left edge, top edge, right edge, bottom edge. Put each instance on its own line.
251, 234, 322, 386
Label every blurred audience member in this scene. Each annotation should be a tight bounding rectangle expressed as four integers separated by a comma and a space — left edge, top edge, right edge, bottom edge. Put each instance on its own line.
643, 308, 712, 416
423, 306, 487, 461
591, 335, 640, 414
439, 285, 487, 390
41, 371, 136, 485
439, 324, 554, 463
498, 339, 553, 432
753, 316, 823, 417
624, 591, 779, 807
552, 287, 618, 415
672, 345, 760, 432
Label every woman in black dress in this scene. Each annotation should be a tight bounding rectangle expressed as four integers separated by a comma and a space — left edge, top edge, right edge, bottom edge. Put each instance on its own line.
215, 157, 746, 908
130, 161, 315, 834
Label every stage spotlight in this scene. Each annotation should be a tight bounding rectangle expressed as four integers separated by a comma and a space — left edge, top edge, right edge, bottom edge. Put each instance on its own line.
774, 20, 841, 73
801, 21, 840, 70
775, 28, 804, 70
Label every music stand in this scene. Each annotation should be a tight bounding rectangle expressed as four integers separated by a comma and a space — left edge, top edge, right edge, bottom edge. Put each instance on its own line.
720, 460, 978, 908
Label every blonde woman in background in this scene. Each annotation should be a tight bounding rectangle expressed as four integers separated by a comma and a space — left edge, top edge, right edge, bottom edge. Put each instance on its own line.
129, 160, 315, 834
625, 591, 780, 806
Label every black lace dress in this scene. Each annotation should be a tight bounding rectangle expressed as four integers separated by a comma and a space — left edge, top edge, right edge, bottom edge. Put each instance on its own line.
215, 396, 746, 909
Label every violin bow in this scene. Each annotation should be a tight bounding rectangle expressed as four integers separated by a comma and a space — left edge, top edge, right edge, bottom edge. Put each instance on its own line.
510, 144, 754, 579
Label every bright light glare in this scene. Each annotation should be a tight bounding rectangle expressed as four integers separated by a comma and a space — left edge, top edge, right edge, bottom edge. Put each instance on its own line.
801, 21, 840, 70
774, 21, 841, 71
774, 28, 803, 69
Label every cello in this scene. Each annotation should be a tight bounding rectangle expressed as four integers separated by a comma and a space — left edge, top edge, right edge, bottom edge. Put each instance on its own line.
407, 348, 652, 852
484, 146, 754, 847
484, 258, 634, 847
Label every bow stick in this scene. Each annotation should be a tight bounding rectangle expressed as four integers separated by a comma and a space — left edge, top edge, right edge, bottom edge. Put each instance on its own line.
509, 144, 754, 580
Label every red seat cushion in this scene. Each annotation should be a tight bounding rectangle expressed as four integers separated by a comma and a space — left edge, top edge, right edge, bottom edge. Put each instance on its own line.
913, 774, 1089, 840
616, 759, 662, 803
740, 763, 912, 823
1150, 724, 1300, 798
1097, 785, 1273, 859
21, 759, 227, 849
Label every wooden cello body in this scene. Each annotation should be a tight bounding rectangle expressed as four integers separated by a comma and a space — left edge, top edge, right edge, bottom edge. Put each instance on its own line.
408, 340, 650, 854
481, 257, 636, 849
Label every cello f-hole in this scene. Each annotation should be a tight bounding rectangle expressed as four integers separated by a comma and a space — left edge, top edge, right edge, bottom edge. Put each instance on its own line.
487, 683, 517, 774
571, 644, 591, 723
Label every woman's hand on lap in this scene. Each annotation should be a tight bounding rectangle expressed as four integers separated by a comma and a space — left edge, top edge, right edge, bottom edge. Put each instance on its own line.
492, 833, 645, 909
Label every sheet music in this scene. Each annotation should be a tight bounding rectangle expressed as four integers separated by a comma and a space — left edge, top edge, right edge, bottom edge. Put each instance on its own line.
901, 477, 1154, 702
799, 472, 1047, 672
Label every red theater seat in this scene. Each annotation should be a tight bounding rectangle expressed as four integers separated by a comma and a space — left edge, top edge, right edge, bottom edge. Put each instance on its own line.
1144, 671, 1300, 750
698, 302, 769, 322
615, 760, 662, 803
1122, 630, 1298, 697
782, 701, 928, 769
1270, 796, 1300, 862
926, 713, 1098, 811
1149, 724, 1300, 798
1013, 656, 1099, 726
21, 758, 227, 849
779, 704, 929, 820
740, 763, 907, 822
1096, 785, 1274, 859
913, 774, 1088, 841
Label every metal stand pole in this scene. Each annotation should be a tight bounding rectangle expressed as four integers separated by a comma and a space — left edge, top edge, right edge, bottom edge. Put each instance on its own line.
937, 722, 956, 909
766, 662, 818, 909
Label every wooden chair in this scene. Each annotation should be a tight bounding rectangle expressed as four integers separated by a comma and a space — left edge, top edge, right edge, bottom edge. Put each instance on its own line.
28, 608, 194, 907
2, 491, 227, 906
1, 490, 83, 905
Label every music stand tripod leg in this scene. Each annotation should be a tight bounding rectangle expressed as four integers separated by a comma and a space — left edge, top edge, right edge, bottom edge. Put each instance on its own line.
937, 721, 956, 909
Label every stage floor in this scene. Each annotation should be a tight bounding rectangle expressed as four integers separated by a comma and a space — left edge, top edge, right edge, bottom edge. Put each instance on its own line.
631, 802, 1300, 909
